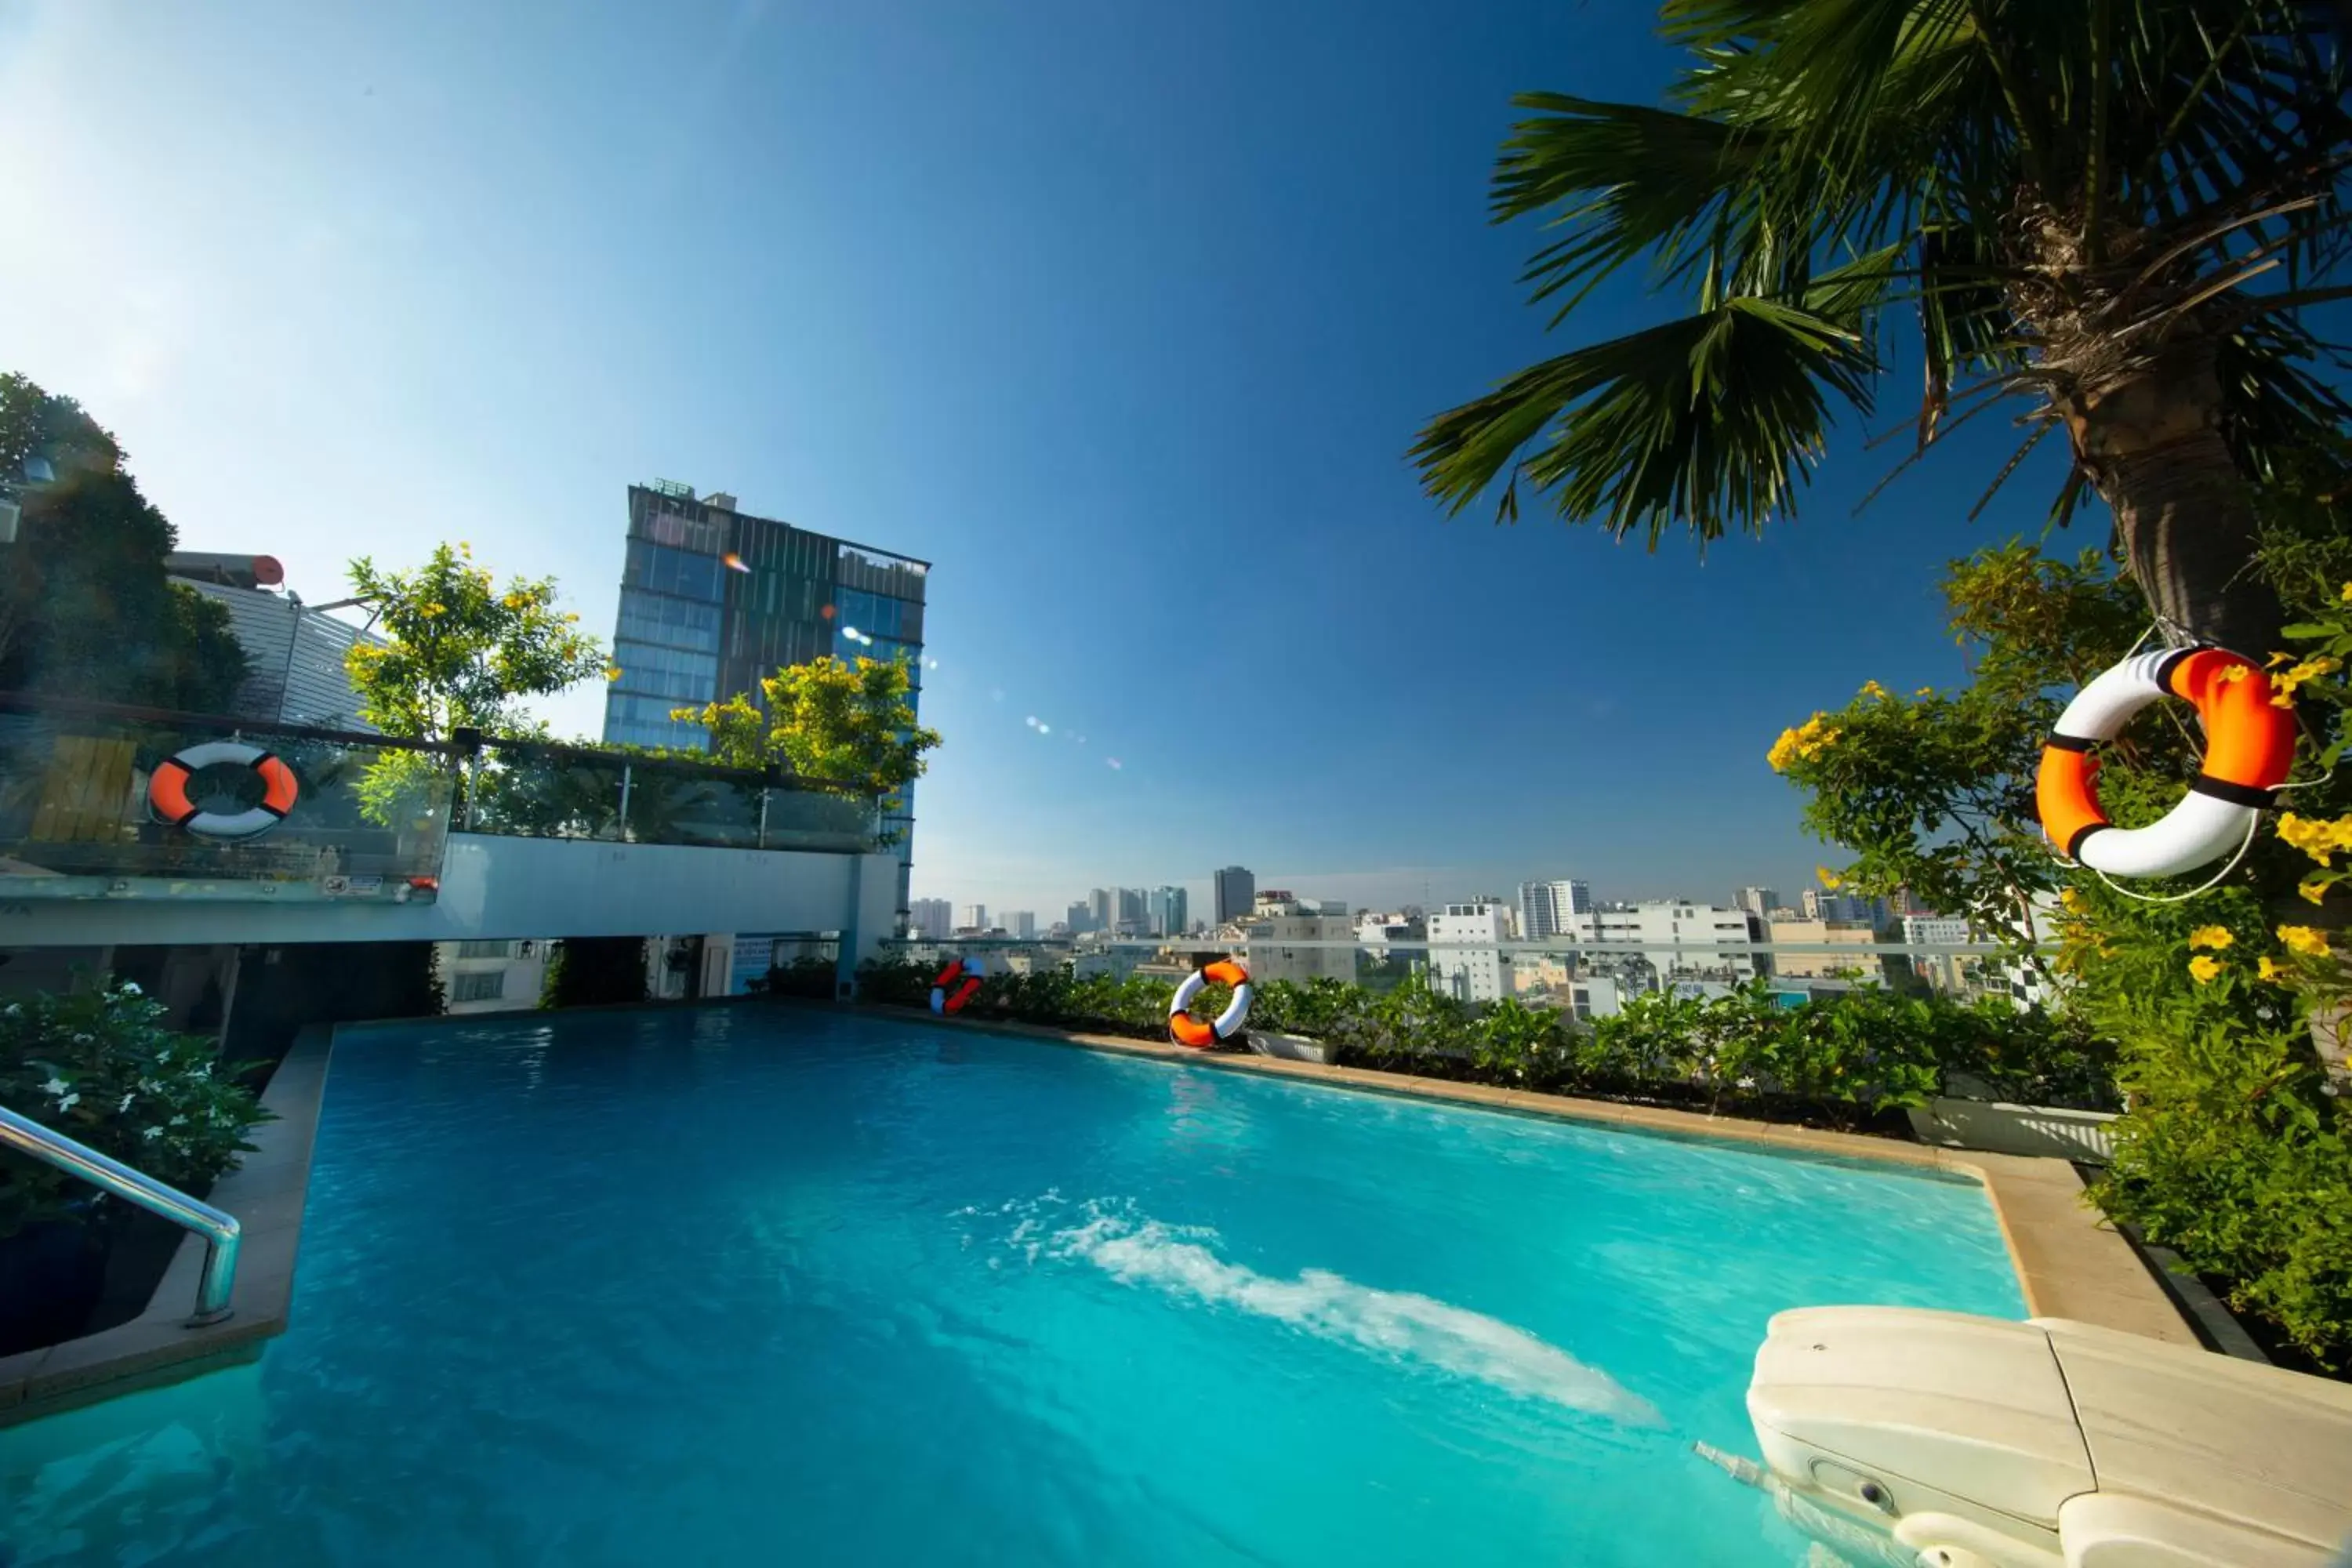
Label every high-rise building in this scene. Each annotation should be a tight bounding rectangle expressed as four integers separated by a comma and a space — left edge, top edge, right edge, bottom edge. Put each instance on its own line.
601, 480, 929, 917
1428, 902, 1513, 1004
1243, 911, 1356, 986
909, 898, 953, 941
1518, 879, 1595, 943
1065, 900, 1094, 935
1000, 910, 1036, 939
1213, 866, 1256, 925
1115, 887, 1148, 933
1147, 885, 1188, 938
1733, 887, 1780, 920
956, 904, 987, 931
1088, 888, 1113, 932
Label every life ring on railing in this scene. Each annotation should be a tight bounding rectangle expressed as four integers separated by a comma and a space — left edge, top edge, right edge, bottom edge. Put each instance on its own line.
148, 741, 300, 840
2035, 646, 2298, 878
1168, 959, 1251, 1049
931, 957, 983, 1015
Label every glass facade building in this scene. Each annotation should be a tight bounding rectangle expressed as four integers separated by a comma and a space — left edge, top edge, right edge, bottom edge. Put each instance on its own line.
602, 481, 929, 916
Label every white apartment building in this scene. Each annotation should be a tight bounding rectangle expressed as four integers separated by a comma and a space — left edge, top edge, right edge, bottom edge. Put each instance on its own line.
957, 904, 988, 932
1000, 910, 1036, 939
1569, 975, 1621, 1022
435, 938, 550, 1014
1428, 902, 1513, 1004
1518, 879, 1595, 943
1733, 886, 1780, 919
1901, 913, 1976, 995
1243, 914, 1356, 986
1592, 901, 1762, 988
908, 898, 953, 940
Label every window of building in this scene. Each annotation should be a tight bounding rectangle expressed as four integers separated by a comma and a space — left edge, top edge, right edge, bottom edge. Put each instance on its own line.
452, 971, 506, 1003
624, 539, 726, 603
456, 940, 512, 960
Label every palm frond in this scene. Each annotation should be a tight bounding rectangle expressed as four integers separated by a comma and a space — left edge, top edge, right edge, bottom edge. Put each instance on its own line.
1414, 296, 1877, 546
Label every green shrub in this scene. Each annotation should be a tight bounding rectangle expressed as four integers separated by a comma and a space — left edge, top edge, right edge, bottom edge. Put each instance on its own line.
859, 960, 2088, 1131
1, 980, 272, 1240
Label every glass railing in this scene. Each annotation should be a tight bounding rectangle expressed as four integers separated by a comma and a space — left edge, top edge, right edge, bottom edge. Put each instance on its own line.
867, 931, 2103, 1116
0, 694, 882, 902
0, 696, 452, 903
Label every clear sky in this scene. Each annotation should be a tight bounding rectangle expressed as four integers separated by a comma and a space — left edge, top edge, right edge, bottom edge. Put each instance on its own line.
0, 0, 2076, 919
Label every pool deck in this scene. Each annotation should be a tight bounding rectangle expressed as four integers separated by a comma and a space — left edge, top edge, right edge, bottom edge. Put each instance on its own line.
0, 1000, 2193, 1428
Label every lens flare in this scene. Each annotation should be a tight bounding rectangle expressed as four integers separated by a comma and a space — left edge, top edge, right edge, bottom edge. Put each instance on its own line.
721, 553, 750, 573
1105, 757, 1123, 770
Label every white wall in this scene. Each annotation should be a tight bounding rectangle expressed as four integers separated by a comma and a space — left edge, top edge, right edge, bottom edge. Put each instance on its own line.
0, 835, 902, 983
1428, 903, 1512, 1004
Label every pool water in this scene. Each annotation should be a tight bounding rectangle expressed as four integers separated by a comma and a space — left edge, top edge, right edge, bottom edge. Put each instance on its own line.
2, 1008, 2024, 1565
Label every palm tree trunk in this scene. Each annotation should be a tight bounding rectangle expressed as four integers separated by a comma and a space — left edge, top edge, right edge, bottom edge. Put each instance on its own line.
2061, 355, 2284, 658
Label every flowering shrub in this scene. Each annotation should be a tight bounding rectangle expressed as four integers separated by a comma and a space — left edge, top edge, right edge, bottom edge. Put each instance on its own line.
1, 982, 272, 1240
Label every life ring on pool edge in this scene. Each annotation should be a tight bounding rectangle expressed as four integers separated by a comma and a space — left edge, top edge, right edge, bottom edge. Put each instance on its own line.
2035, 645, 2298, 879
148, 741, 300, 840
931, 957, 983, 1015
1169, 960, 1252, 1049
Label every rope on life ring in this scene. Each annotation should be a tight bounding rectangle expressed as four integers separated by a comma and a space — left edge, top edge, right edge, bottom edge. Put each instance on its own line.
2035, 646, 2298, 879
148, 741, 300, 840
1168, 959, 1251, 1049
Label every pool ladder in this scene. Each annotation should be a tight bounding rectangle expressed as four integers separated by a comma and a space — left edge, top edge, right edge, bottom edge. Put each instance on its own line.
0, 1103, 241, 1326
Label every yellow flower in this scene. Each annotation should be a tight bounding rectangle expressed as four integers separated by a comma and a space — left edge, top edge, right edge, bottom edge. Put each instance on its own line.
1817, 866, 1842, 890
2270, 656, 2339, 708
503, 593, 526, 609
2276, 812, 2352, 867
1858, 680, 1891, 701
2259, 956, 2287, 983
1914, 686, 1933, 697
2060, 887, 2087, 913
2187, 925, 2234, 950
605, 665, 624, 683
2188, 954, 2224, 984
2301, 876, 2330, 906
2339, 582, 2352, 604
419, 602, 445, 618
563, 612, 580, 623
2216, 662, 2251, 684
2277, 924, 2332, 957
459, 541, 473, 555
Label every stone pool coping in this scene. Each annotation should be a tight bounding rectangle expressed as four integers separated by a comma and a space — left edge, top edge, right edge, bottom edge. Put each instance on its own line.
0, 997, 2192, 1428
873, 1004, 2194, 1346
0, 1025, 331, 1428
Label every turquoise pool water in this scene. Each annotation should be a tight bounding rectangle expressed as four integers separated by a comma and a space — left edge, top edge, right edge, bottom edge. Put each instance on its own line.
2, 1008, 2024, 1565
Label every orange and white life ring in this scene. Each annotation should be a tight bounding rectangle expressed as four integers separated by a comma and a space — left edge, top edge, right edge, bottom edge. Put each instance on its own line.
1168, 959, 1251, 1048
2036, 646, 2297, 878
148, 741, 300, 840
931, 956, 983, 1015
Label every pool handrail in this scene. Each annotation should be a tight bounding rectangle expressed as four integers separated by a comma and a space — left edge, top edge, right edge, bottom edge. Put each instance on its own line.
0, 1102, 241, 1326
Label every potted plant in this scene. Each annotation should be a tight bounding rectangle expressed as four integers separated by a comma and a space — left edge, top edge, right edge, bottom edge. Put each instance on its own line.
0, 979, 272, 1356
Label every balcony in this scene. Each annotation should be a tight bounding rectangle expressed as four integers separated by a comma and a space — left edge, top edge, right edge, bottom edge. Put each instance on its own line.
0, 693, 880, 906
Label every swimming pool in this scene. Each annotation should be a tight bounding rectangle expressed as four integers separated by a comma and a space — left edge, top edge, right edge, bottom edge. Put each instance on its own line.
2, 1007, 2024, 1565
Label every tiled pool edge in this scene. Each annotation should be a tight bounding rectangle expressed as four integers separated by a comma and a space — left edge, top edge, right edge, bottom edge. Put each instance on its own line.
0, 1025, 332, 1427
868, 1004, 2194, 1346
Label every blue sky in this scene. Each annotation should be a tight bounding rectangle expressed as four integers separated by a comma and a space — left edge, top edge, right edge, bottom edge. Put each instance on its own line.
0, 0, 2078, 917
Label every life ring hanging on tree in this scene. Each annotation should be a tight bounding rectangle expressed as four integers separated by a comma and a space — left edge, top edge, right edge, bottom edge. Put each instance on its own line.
1168, 959, 1252, 1049
931, 956, 983, 1015
2035, 646, 2298, 879
148, 741, 300, 840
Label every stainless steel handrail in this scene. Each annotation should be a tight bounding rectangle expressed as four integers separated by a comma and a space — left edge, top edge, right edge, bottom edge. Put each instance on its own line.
0, 1103, 240, 1326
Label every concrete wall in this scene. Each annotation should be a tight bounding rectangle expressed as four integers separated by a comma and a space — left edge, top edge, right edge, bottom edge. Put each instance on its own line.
0, 835, 904, 981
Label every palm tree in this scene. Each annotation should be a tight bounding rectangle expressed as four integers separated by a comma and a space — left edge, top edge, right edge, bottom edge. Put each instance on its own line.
1416, 0, 2350, 655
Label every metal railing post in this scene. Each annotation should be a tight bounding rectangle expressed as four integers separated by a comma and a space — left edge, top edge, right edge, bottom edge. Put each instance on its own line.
0, 1103, 241, 1327
617, 763, 633, 842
